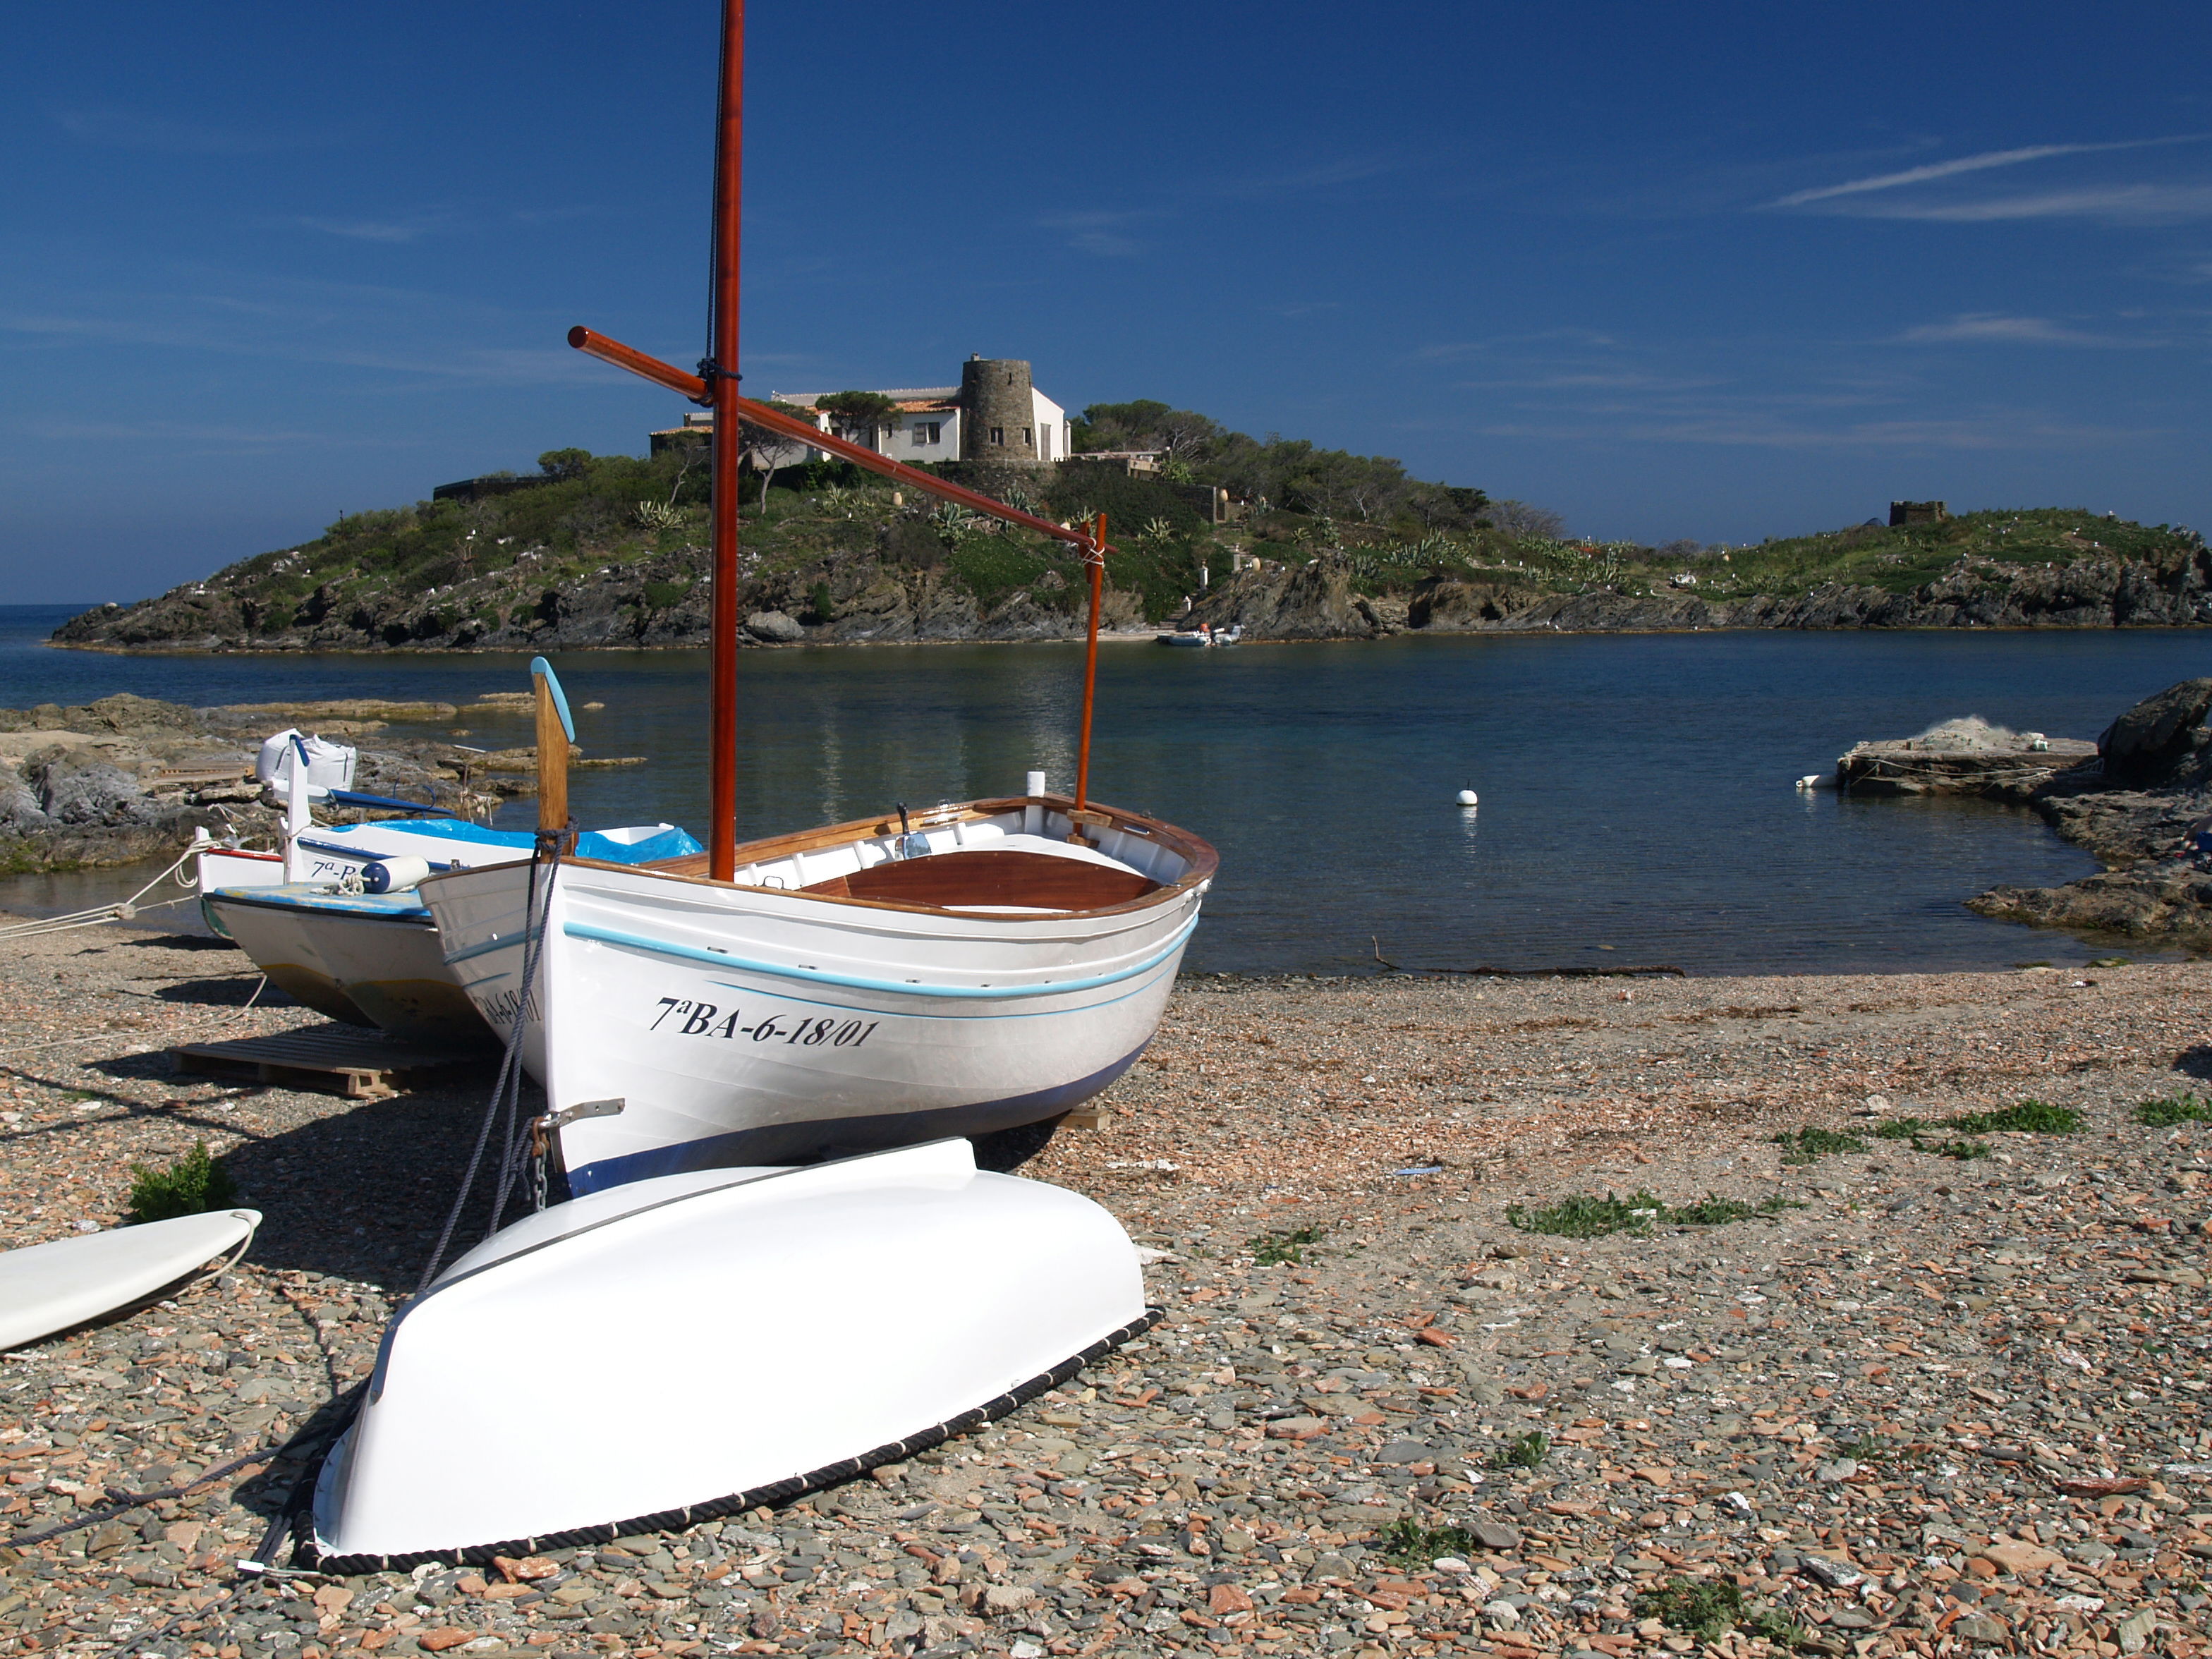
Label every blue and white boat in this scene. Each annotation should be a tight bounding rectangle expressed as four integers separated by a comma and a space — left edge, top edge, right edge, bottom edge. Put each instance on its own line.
205, 821, 700, 1047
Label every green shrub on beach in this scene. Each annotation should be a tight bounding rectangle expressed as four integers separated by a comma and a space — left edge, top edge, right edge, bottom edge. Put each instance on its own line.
1505, 1189, 1798, 1237
1247, 1225, 1326, 1266
1875, 1100, 2082, 1159
2137, 1094, 2212, 1126
1773, 1126, 1868, 1165
126, 1142, 238, 1224
1376, 1517, 1485, 1568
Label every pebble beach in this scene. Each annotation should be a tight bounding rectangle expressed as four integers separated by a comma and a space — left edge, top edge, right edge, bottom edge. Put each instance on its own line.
2, 920, 2210, 1659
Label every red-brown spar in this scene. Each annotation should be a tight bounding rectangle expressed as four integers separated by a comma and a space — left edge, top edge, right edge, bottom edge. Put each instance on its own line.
308, 0, 1208, 1570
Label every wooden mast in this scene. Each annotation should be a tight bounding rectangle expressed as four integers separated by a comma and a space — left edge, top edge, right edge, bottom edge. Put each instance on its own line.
1074, 514, 1105, 815
705, 0, 745, 881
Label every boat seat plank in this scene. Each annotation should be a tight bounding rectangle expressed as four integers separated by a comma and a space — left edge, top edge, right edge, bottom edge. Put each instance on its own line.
800, 849, 1158, 911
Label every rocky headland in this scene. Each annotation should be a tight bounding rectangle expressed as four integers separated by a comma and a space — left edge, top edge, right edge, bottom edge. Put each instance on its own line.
1842, 679, 2212, 945
0, 695, 559, 875
43, 452, 2211, 655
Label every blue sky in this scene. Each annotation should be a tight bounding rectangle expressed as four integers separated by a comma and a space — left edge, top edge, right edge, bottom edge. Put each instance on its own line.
4, 1, 2209, 603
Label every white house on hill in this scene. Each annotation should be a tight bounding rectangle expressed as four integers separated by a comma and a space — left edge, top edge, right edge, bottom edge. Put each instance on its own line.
652, 357, 1070, 470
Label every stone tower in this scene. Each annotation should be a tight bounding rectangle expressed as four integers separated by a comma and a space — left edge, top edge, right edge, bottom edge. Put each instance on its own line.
959, 356, 1039, 464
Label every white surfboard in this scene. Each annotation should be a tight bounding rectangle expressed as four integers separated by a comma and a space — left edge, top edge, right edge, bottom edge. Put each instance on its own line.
0, 1210, 260, 1351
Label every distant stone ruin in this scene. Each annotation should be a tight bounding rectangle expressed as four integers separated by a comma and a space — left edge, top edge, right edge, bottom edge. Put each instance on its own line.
1890, 500, 1948, 526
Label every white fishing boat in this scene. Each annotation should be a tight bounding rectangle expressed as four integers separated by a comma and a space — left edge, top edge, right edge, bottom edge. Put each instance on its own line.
425, 786, 1213, 1188
207, 820, 698, 1045
420, 107, 1223, 1187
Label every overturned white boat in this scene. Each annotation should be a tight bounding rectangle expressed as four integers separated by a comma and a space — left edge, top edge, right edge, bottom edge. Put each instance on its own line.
424, 790, 1213, 1186
303, 1139, 1153, 1570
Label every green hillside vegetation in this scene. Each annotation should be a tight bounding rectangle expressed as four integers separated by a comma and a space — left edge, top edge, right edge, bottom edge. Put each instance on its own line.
54, 396, 2210, 651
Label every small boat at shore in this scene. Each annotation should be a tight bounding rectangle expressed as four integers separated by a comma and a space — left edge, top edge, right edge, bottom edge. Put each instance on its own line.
209, 667, 702, 1045
1155, 622, 1240, 647
425, 786, 1213, 1187
207, 820, 697, 1045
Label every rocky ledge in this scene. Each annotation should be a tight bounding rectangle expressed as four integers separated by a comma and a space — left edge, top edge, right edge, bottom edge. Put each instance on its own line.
0, 695, 542, 876
1953, 679, 2212, 942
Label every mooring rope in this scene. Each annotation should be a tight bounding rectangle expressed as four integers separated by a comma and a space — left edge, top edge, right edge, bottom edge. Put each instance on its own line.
413, 830, 564, 1296
0, 842, 205, 940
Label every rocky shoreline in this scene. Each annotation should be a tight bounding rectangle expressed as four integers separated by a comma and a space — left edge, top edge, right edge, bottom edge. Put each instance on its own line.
1957, 681, 2212, 945
0, 932, 2208, 1659
47, 521, 2212, 656
0, 695, 547, 877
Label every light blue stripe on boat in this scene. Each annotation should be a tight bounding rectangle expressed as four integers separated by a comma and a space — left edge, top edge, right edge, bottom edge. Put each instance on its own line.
560, 911, 1200, 1001
444, 928, 539, 968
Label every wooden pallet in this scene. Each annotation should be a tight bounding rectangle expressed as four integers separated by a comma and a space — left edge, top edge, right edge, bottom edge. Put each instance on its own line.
171, 1023, 484, 1100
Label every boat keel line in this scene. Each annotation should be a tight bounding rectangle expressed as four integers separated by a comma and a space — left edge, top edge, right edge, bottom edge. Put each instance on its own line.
293, 1308, 1162, 1576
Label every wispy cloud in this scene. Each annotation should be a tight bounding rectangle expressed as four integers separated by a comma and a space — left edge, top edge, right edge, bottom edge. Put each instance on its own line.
1208, 154, 1402, 200
55, 107, 326, 156
1844, 183, 2212, 224
290, 213, 455, 244
1037, 210, 1150, 258
1413, 327, 1622, 363
16, 417, 412, 452
1476, 413, 2145, 451
1897, 312, 2157, 346
1770, 140, 2194, 208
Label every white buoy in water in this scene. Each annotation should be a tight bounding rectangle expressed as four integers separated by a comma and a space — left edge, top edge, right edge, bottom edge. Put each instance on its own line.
1456, 787, 1479, 807
1795, 774, 1824, 791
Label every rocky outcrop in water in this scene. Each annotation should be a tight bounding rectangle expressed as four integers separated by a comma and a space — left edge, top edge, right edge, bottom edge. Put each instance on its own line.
1964, 680, 2212, 942
0, 695, 530, 875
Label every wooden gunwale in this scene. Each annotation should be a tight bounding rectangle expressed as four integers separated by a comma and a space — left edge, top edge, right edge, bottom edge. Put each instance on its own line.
547, 796, 1218, 923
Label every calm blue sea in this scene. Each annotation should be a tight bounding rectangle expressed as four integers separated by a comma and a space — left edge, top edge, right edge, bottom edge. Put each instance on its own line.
4, 604, 2206, 975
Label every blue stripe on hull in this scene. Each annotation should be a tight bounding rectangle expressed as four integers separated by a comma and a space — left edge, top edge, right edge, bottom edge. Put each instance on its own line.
564, 1043, 1150, 1195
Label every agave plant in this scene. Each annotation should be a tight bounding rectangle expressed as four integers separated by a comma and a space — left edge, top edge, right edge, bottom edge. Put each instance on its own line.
633, 499, 686, 530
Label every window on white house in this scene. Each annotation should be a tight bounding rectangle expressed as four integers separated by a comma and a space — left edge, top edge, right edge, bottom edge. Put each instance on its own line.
911, 422, 940, 446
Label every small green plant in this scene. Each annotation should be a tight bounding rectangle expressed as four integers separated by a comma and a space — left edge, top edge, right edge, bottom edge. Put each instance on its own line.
1493, 1430, 1550, 1469
2137, 1094, 2212, 1127
1772, 1126, 1868, 1165
1505, 1190, 1664, 1237
639, 578, 691, 612
126, 1143, 238, 1224
1876, 1100, 2077, 1157
1631, 1577, 1822, 1649
1375, 1517, 1482, 1567
1667, 1193, 1803, 1225
1635, 1576, 1745, 1640
1742, 1606, 1820, 1651
1947, 1100, 2083, 1135
1248, 1226, 1326, 1266
1506, 1189, 1800, 1236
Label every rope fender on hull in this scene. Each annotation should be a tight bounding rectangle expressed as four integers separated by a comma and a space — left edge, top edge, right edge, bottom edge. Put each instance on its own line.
293, 1306, 1162, 1575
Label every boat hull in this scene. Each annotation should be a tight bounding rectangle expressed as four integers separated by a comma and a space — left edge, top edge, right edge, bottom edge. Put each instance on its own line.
203, 888, 493, 1047
425, 801, 1210, 1190
304, 1140, 1150, 1569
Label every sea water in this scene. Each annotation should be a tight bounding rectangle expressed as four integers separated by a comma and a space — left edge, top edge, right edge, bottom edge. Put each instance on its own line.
4, 603, 2206, 975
